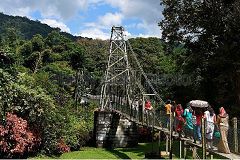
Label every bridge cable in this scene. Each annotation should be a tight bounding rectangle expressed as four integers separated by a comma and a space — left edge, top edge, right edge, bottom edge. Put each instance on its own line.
126, 40, 166, 107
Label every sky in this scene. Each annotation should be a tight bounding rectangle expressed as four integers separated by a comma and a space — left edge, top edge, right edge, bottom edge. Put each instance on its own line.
0, 0, 163, 40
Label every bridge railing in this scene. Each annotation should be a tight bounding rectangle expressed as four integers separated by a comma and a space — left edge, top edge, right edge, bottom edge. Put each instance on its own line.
108, 100, 240, 156
155, 110, 240, 155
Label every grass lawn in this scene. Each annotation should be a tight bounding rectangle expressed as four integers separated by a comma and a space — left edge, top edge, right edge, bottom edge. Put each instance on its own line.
60, 143, 158, 159
60, 141, 228, 159
31, 141, 228, 159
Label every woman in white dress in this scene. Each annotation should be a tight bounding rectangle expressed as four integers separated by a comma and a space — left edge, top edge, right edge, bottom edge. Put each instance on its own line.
204, 107, 216, 150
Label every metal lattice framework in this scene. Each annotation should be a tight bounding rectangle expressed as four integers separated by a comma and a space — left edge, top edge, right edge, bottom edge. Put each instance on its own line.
100, 26, 132, 109
100, 26, 165, 110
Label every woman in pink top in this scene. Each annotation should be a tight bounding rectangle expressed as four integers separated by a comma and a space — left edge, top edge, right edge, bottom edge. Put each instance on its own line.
175, 104, 184, 132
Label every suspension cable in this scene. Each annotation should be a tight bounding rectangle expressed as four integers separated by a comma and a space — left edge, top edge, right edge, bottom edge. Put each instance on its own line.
126, 40, 166, 106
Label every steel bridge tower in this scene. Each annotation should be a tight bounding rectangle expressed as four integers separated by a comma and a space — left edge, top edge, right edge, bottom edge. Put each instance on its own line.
100, 26, 132, 110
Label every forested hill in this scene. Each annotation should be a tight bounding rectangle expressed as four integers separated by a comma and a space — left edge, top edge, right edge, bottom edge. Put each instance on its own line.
0, 12, 78, 40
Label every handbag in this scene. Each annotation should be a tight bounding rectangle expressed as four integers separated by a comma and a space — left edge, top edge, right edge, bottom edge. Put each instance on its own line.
214, 131, 220, 138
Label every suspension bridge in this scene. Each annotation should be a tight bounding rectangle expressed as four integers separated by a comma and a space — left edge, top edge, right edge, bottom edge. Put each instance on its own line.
92, 26, 240, 159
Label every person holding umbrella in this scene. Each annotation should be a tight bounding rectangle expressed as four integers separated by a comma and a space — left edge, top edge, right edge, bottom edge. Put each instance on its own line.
189, 100, 208, 144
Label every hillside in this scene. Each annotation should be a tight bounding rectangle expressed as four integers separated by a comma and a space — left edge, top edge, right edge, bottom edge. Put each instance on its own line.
0, 12, 78, 40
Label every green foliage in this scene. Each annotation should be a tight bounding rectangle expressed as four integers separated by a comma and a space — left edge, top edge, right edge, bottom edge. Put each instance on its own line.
0, 69, 55, 154
45, 30, 71, 47
9, 73, 56, 122
69, 48, 85, 70
61, 112, 89, 150
77, 39, 108, 94
41, 49, 52, 64
0, 14, 98, 156
0, 49, 17, 68
18, 41, 32, 58
31, 34, 44, 52
0, 69, 15, 110
160, 0, 240, 109
77, 39, 108, 72
128, 37, 179, 74
0, 69, 95, 155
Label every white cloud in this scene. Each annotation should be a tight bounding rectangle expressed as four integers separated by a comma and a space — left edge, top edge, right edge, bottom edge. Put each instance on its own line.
77, 28, 135, 40
41, 19, 71, 33
0, 0, 164, 39
77, 14, 162, 40
0, 0, 88, 20
41, 0, 88, 19
103, 0, 163, 38
84, 22, 97, 27
0, 0, 163, 23
124, 31, 138, 40
79, 0, 163, 39
0, 1, 32, 17
78, 28, 109, 40
136, 22, 162, 38
76, 12, 123, 39
104, 0, 163, 24
98, 12, 123, 28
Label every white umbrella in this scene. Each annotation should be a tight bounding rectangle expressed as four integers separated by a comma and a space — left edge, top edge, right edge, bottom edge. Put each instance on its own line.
189, 100, 209, 108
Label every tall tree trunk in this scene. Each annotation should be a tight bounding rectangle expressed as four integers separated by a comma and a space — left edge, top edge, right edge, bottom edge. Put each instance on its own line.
34, 52, 42, 73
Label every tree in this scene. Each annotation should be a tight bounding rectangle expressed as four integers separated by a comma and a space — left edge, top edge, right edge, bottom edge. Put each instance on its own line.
77, 39, 108, 94
65, 42, 86, 70
18, 42, 32, 58
31, 34, 44, 52
45, 31, 61, 47
159, 0, 240, 111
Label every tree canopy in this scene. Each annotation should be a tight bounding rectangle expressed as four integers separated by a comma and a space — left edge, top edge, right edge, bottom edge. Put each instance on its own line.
159, 0, 240, 114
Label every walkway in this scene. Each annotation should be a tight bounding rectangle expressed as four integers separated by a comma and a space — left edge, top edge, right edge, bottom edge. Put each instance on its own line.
112, 108, 240, 159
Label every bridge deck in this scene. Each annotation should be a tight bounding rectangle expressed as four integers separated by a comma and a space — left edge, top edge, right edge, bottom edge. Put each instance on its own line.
113, 109, 240, 159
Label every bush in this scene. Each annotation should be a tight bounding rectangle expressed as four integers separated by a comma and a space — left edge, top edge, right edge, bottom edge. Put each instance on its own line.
0, 112, 40, 158
57, 139, 70, 154
55, 105, 91, 151
0, 66, 95, 156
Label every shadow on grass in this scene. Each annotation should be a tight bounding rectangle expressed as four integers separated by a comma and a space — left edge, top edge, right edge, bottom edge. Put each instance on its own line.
106, 149, 131, 159
116, 148, 145, 158
115, 142, 160, 159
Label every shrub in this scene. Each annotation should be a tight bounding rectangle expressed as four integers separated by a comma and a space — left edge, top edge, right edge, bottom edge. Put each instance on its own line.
57, 139, 70, 154
0, 112, 40, 158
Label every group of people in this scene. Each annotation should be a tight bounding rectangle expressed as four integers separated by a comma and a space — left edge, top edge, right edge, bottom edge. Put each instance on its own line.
165, 100, 230, 154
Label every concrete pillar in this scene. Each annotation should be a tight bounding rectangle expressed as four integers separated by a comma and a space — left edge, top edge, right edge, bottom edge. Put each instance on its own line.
94, 110, 138, 148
